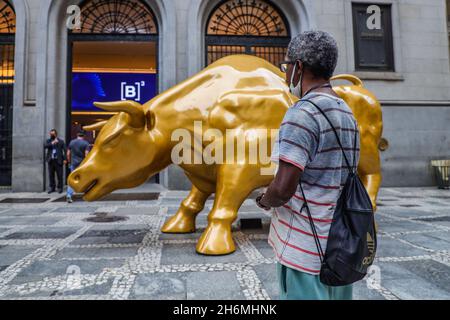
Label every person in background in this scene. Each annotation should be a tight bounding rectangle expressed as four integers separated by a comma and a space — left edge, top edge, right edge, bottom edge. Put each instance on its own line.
44, 129, 67, 194
66, 129, 90, 203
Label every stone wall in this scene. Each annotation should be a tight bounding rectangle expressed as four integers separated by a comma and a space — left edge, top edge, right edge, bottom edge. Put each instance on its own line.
9, 0, 450, 191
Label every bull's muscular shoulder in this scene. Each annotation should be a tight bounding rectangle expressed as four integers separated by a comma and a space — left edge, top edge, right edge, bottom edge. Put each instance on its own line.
208, 89, 291, 131
205, 54, 285, 77
205, 55, 293, 131
150, 55, 292, 129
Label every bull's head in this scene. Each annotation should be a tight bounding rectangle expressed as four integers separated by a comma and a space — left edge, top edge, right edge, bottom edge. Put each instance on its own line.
68, 100, 169, 201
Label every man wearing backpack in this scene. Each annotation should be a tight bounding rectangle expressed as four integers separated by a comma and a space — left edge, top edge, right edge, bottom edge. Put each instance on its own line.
256, 31, 360, 300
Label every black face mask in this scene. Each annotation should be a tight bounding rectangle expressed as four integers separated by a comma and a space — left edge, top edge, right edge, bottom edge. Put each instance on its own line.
50, 134, 56, 140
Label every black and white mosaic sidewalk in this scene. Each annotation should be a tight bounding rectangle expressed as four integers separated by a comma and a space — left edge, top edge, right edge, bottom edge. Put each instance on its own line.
0, 187, 449, 300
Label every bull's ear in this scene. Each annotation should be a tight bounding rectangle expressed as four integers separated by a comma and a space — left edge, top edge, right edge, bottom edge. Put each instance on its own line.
145, 110, 156, 131
83, 121, 107, 132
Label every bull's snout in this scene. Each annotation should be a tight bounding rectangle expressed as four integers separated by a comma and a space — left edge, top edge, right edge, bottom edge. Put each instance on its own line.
68, 167, 95, 194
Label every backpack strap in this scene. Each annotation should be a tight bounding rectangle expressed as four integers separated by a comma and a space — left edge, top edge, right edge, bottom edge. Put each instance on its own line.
297, 98, 359, 262
352, 119, 358, 170
301, 99, 357, 174
299, 183, 325, 263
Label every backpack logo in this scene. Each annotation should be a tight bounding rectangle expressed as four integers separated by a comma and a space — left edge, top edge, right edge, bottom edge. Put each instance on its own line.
363, 232, 375, 265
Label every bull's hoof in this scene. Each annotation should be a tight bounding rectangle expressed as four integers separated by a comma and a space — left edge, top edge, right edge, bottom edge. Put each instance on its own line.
196, 221, 235, 255
161, 213, 196, 234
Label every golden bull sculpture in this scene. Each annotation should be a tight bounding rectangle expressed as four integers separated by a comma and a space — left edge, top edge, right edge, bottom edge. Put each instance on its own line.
68, 55, 383, 256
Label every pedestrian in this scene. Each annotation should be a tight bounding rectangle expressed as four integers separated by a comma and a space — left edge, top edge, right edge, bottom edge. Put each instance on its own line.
66, 129, 90, 203
255, 31, 360, 300
44, 129, 67, 194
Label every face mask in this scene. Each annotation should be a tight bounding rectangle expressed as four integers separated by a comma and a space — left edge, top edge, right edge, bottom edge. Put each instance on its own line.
289, 62, 303, 98
50, 134, 56, 140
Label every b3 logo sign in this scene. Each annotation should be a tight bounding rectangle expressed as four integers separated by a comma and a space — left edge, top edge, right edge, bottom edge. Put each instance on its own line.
121, 81, 146, 102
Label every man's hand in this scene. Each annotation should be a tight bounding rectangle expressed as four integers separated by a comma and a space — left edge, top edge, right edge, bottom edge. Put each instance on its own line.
259, 160, 303, 208
63, 160, 68, 165
51, 139, 58, 145
256, 193, 271, 211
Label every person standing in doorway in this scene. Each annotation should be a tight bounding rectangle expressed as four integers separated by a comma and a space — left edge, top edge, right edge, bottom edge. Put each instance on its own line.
44, 129, 67, 194
66, 130, 90, 203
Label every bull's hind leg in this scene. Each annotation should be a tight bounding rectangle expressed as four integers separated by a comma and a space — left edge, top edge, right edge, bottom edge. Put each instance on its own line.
161, 185, 211, 234
196, 165, 269, 255
360, 172, 382, 212
357, 140, 382, 212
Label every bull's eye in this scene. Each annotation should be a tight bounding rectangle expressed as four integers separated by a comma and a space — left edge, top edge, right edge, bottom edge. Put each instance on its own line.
103, 132, 121, 149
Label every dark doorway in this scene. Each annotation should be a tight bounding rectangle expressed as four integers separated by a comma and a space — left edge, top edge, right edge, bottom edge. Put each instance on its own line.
0, 0, 15, 187
66, 0, 160, 183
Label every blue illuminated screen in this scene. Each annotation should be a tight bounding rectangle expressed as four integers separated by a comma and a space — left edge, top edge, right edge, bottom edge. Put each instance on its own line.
71, 72, 157, 112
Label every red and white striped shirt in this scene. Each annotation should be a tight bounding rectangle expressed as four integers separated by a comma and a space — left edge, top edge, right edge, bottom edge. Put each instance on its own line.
269, 92, 360, 275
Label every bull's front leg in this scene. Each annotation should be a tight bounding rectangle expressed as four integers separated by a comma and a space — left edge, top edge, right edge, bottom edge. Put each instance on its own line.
161, 185, 211, 234
196, 165, 269, 255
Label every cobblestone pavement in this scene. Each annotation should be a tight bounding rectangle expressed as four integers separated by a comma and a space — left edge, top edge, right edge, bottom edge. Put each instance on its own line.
0, 187, 449, 300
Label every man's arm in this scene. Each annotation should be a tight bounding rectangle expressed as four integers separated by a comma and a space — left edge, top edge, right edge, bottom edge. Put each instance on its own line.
259, 160, 303, 208
44, 139, 52, 149
61, 140, 67, 162
84, 142, 90, 158
67, 149, 71, 164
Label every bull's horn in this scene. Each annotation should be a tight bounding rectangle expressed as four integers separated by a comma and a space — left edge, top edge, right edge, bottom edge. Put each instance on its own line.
331, 74, 363, 87
83, 121, 108, 132
94, 101, 144, 128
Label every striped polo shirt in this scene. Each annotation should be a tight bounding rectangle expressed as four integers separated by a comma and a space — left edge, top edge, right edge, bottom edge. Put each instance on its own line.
269, 92, 360, 275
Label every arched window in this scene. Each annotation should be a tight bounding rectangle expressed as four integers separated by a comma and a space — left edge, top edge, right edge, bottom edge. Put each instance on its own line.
72, 0, 158, 34
0, 0, 15, 34
205, 0, 290, 66
0, 0, 15, 186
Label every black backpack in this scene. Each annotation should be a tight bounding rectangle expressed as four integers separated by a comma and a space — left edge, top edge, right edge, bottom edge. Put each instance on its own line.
299, 99, 377, 287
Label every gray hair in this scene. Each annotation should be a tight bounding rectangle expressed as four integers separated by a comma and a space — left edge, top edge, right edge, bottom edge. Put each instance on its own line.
287, 30, 338, 79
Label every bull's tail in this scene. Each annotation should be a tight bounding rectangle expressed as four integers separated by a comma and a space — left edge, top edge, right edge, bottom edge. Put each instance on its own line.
331, 74, 363, 87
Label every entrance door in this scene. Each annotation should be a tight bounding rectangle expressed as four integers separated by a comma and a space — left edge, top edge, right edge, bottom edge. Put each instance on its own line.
0, 0, 15, 187
67, 0, 160, 183
68, 40, 159, 183
0, 42, 14, 186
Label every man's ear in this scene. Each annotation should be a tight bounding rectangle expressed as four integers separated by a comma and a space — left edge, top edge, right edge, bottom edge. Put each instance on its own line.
291, 61, 302, 86
296, 61, 304, 74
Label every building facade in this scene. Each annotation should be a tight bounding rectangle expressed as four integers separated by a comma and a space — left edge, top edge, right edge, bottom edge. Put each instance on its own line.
1, 0, 450, 192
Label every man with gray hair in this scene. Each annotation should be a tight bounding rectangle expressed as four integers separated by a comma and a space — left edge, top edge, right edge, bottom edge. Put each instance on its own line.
256, 31, 359, 300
